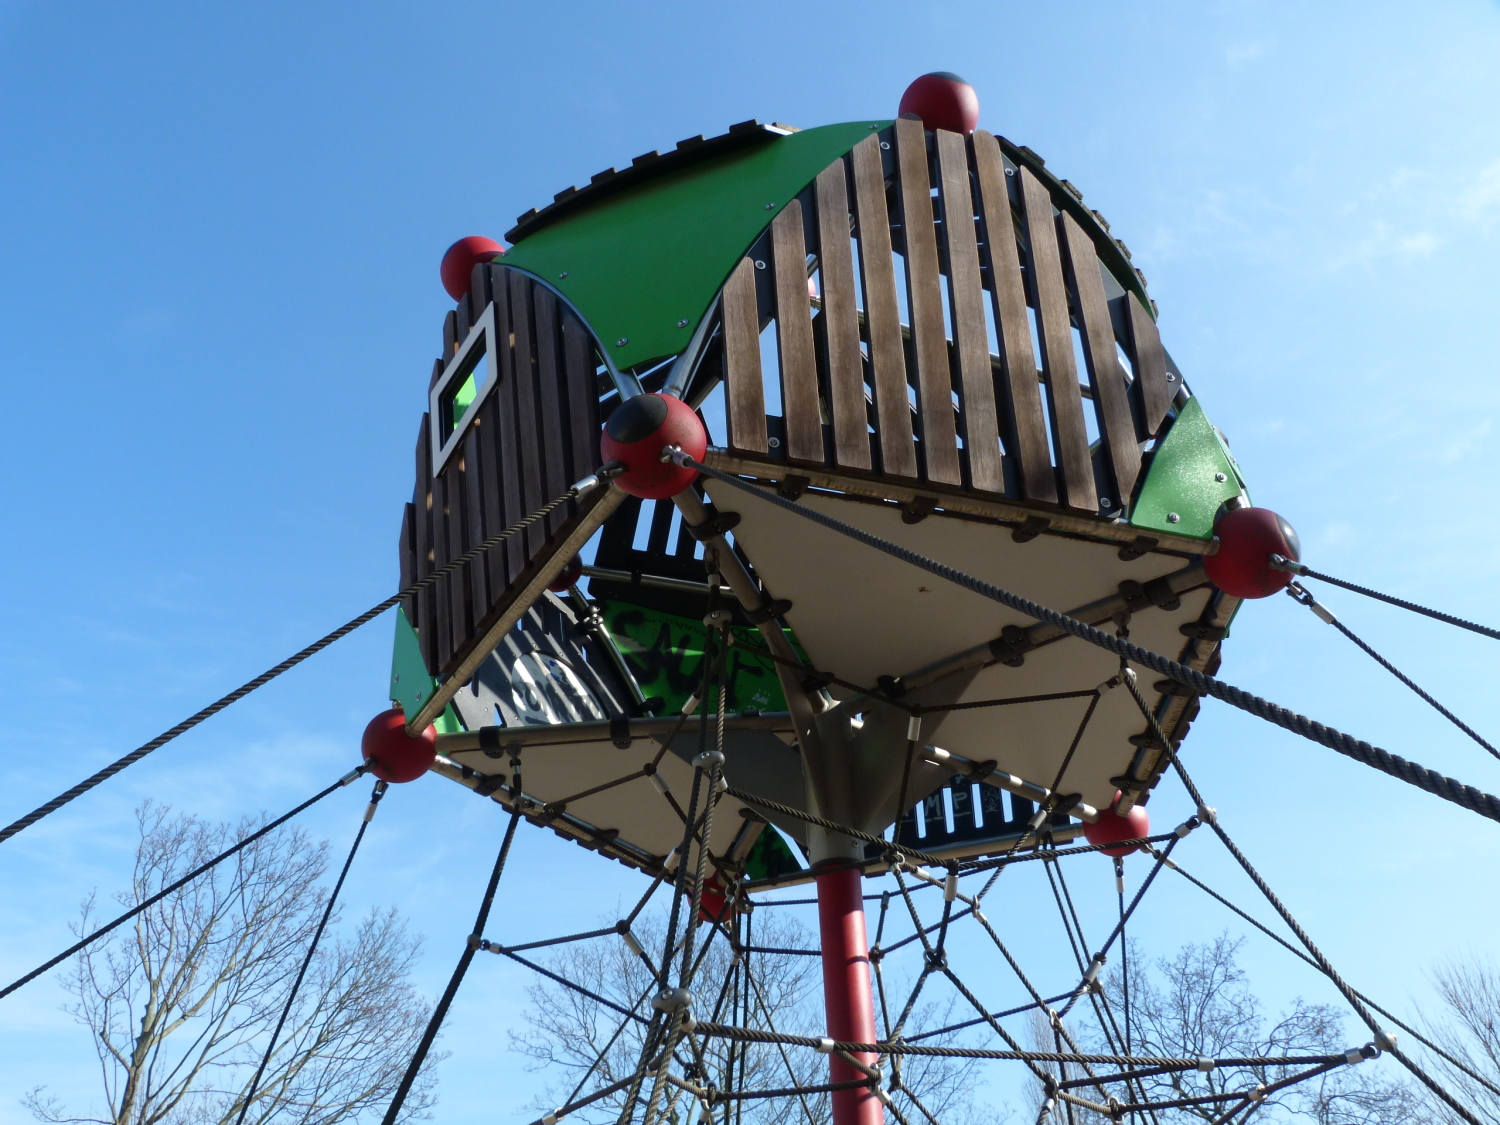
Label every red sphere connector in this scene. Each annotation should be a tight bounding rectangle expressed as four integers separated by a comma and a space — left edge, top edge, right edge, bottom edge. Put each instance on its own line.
599, 393, 707, 499
898, 72, 980, 135
361, 708, 437, 783
440, 236, 505, 301
1083, 793, 1150, 857
1204, 506, 1301, 599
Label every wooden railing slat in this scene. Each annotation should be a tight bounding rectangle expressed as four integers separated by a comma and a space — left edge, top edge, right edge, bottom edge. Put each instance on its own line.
972, 131, 1056, 503
412, 413, 438, 673
813, 159, 870, 471
1019, 165, 1095, 512
509, 270, 547, 559
430, 462, 455, 669
490, 277, 528, 585
562, 310, 601, 483
1060, 212, 1141, 509
1126, 292, 1172, 438
532, 285, 572, 536
771, 199, 823, 465
850, 133, 918, 479
463, 426, 489, 614
895, 117, 961, 487
444, 449, 471, 658
722, 255, 769, 455
936, 129, 1003, 494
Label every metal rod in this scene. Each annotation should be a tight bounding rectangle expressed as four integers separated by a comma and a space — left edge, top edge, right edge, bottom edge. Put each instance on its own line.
435, 713, 795, 753
581, 565, 744, 600
921, 746, 1099, 822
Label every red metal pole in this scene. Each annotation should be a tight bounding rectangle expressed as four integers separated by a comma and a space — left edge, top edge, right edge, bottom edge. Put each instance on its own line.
816, 863, 883, 1125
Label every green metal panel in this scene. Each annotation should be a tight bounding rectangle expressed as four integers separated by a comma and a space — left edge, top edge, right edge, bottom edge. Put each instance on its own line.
389, 607, 462, 733
499, 121, 891, 371
1128, 396, 1248, 541
598, 600, 807, 716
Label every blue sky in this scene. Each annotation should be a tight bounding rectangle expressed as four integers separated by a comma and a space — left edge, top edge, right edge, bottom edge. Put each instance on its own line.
4, 1, 1500, 1120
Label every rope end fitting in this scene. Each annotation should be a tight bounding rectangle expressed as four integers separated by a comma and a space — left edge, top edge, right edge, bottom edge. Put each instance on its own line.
1268, 553, 1309, 576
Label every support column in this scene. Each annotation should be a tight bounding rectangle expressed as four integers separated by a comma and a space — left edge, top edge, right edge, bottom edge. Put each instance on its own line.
816, 863, 883, 1125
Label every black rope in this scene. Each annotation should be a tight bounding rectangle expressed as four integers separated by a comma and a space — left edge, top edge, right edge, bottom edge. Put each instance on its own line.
683, 457, 1500, 826
1118, 673, 1485, 1125
1307, 594, 1499, 762
1284, 562, 1500, 642
0, 768, 364, 1001
233, 780, 385, 1124
381, 801, 524, 1124
0, 483, 592, 849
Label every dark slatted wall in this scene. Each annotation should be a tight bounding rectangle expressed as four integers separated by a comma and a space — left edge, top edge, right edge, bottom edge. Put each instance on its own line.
399, 265, 607, 678
720, 125, 1174, 514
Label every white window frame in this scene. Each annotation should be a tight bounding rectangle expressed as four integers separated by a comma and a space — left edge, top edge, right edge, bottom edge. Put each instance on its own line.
429, 302, 498, 474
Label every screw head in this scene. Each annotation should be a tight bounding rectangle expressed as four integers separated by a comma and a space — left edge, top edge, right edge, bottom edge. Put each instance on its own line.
1167, 512, 1181, 524
615, 337, 628, 347
880, 141, 891, 150
558, 271, 568, 279
1004, 167, 1015, 176
765, 203, 775, 210
1166, 373, 1176, 382
768, 436, 782, 449
1100, 498, 1112, 509
676, 318, 689, 328
1214, 472, 1227, 483
754, 260, 766, 270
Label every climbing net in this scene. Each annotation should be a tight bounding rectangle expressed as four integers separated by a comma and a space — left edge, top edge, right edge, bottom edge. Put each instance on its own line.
4, 468, 1500, 1125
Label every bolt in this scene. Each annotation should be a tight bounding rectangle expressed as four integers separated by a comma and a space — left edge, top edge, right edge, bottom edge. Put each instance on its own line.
677, 318, 689, 328
616, 338, 628, 347
558, 271, 568, 279
880, 141, 891, 150
765, 203, 775, 210
768, 436, 781, 449
1167, 512, 1180, 523
1166, 373, 1176, 381
1214, 472, 1227, 482
754, 260, 766, 270
1004, 167, 1015, 176
1100, 498, 1112, 509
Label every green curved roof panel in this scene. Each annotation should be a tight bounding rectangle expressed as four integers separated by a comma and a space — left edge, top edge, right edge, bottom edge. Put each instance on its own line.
499, 120, 891, 371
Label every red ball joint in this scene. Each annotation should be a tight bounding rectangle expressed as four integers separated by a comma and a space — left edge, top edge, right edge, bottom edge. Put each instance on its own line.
599, 393, 707, 499
548, 554, 584, 592
1204, 506, 1301, 599
361, 708, 437, 784
440, 236, 505, 301
1083, 794, 1150, 858
898, 72, 980, 135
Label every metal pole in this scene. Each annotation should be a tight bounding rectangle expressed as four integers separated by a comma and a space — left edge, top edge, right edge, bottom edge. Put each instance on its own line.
816, 863, 883, 1125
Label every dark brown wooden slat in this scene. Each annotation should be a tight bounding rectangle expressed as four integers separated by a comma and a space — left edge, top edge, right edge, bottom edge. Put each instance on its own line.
813, 158, 871, 471
477, 392, 510, 600
429, 456, 454, 670
491, 276, 528, 584
428, 357, 445, 392
443, 455, 471, 656
1126, 293, 1172, 438
412, 414, 439, 674
849, 133, 918, 479
1019, 165, 1095, 512
532, 284, 572, 537
443, 310, 458, 361
456, 292, 474, 344
894, 117, 960, 487
972, 132, 1055, 502
509, 270, 547, 559
562, 311, 601, 483
1060, 212, 1141, 508
771, 199, 823, 465
721, 255, 769, 455
398, 501, 416, 627
463, 425, 489, 615
935, 129, 1003, 494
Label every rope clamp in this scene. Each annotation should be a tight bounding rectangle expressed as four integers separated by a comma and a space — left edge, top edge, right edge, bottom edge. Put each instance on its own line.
816, 1037, 836, 1053
1196, 803, 1218, 825
1374, 1029, 1398, 1052
693, 749, 725, 770
1196, 1057, 1216, 1072
1268, 553, 1309, 575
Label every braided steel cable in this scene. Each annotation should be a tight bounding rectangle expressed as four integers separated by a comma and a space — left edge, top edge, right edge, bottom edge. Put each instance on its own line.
0, 767, 364, 1001
0, 480, 598, 849
682, 456, 1500, 826
1276, 559, 1500, 642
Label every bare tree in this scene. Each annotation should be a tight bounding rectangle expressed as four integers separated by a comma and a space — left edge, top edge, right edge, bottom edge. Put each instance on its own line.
1418, 956, 1500, 1124
24, 802, 440, 1125
509, 907, 1005, 1125
1033, 933, 1414, 1123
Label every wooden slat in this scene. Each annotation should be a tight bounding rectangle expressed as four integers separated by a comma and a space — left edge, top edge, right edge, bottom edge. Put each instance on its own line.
532, 285, 572, 536
398, 501, 416, 625
894, 117, 960, 487
429, 456, 454, 669
491, 277, 527, 584
935, 129, 1003, 494
476, 392, 510, 600
1060, 213, 1141, 508
721, 255, 768, 455
412, 414, 438, 674
456, 292, 474, 344
1019, 165, 1095, 512
1126, 292, 1172, 438
562, 310, 601, 482
813, 158, 870, 471
849, 133, 918, 479
509, 270, 547, 559
443, 454, 470, 656
771, 199, 823, 465
443, 310, 458, 361
463, 425, 489, 614
972, 132, 1055, 503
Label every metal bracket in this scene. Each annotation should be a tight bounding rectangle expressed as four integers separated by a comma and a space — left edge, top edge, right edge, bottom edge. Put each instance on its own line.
900, 496, 939, 524
1179, 621, 1228, 641
1117, 535, 1160, 561
742, 598, 793, 625
1011, 515, 1051, 543
987, 624, 1034, 667
687, 510, 742, 541
777, 474, 811, 501
610, 717, 633, 749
